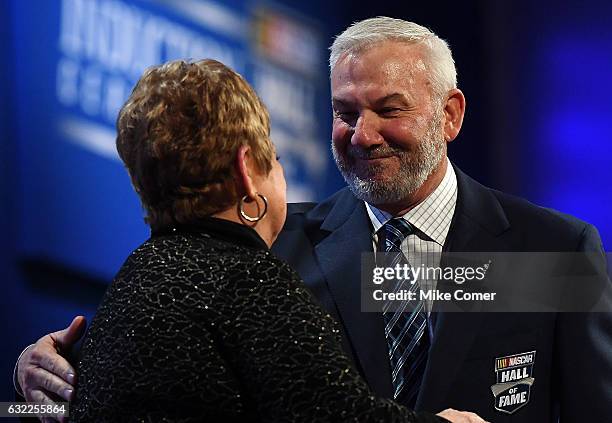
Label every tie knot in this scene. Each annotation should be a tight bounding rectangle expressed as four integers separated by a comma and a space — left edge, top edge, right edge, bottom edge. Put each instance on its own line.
382, 218, 414, 252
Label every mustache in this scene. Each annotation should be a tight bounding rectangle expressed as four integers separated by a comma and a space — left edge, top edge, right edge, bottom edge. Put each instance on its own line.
346, 145, 406, 160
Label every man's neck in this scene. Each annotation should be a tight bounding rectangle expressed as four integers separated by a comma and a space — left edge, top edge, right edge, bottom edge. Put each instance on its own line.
375, 158, 448, 217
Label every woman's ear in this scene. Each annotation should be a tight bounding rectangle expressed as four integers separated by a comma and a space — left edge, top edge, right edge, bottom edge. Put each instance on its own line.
235, 145, 257, 199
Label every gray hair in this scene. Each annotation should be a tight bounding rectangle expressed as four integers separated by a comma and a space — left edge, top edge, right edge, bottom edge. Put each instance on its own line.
329, 17, 457, 98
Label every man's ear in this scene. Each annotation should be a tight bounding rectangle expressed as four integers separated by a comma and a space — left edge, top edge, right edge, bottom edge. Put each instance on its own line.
442, 88, 466, 143
235, 145, 257, 199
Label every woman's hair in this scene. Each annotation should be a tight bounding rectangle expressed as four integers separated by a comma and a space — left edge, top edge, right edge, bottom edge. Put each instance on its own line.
116, 59, 273, 231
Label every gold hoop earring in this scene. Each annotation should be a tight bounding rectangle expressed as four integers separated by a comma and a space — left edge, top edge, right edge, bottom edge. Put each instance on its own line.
239, 194, 268, 222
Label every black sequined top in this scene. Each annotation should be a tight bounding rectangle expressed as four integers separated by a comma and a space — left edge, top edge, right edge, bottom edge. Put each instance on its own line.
71, 218, 445, 422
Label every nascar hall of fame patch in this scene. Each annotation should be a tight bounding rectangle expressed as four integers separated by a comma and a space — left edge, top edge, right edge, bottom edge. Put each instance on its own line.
490, 351, 536, 414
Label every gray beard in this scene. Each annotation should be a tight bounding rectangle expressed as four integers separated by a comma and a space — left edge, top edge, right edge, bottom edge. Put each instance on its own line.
331, 115, 446, 206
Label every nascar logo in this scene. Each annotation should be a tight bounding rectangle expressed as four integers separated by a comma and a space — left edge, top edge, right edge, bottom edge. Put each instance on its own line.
491, 351, 536, 414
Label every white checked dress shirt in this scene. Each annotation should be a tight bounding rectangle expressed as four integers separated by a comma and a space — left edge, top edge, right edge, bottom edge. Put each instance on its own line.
366, 158, 458, 315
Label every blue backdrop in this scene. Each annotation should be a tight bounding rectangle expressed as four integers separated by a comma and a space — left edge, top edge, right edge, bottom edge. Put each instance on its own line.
11, 0, 342, 280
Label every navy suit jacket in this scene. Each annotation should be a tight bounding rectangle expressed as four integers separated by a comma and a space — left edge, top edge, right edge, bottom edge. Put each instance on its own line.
272, 165, 612, 422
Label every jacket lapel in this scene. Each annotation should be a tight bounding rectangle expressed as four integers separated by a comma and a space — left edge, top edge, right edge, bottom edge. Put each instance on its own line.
417, 165, 511, 412
300, 166, 512, 407
313, 190, 394, 397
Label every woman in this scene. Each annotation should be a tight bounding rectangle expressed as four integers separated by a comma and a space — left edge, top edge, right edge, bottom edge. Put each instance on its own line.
70, 59, 472, 422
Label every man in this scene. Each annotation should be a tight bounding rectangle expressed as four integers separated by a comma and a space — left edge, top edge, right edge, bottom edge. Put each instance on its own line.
15, 17, 612, 422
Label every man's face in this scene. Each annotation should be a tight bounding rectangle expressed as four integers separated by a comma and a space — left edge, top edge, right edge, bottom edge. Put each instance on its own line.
331, 40, 447, 206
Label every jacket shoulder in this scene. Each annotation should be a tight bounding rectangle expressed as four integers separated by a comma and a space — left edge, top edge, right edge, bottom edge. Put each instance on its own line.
284, 187, 357, 229
490, 189, 600, 250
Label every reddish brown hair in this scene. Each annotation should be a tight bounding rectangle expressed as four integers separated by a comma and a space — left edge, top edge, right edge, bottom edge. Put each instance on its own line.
116, 59, 273, 231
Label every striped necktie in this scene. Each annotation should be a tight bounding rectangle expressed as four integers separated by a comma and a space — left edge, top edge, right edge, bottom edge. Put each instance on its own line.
380, 218, 430, 407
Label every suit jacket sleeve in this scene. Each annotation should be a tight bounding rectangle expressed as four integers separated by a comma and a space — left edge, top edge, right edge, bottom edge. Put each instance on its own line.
555, 224, 612, 421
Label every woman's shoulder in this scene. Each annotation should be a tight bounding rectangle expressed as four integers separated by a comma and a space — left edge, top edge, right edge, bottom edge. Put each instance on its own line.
116, 232, 294, 291
128, 232, 270, 266
103, 232, 307, 329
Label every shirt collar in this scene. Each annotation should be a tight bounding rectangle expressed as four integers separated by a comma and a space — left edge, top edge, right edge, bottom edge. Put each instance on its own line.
365, 158, 458, 246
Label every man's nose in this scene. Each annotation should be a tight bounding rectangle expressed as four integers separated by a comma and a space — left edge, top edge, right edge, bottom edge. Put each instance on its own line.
351, 113, 383, 148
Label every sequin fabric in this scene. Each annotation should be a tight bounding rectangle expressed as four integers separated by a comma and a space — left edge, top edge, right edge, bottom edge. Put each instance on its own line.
71, 225, 445, 422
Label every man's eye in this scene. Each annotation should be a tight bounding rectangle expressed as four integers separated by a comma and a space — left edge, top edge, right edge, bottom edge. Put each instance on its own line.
380, 107, 401, 115
335, 111, 357, 120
